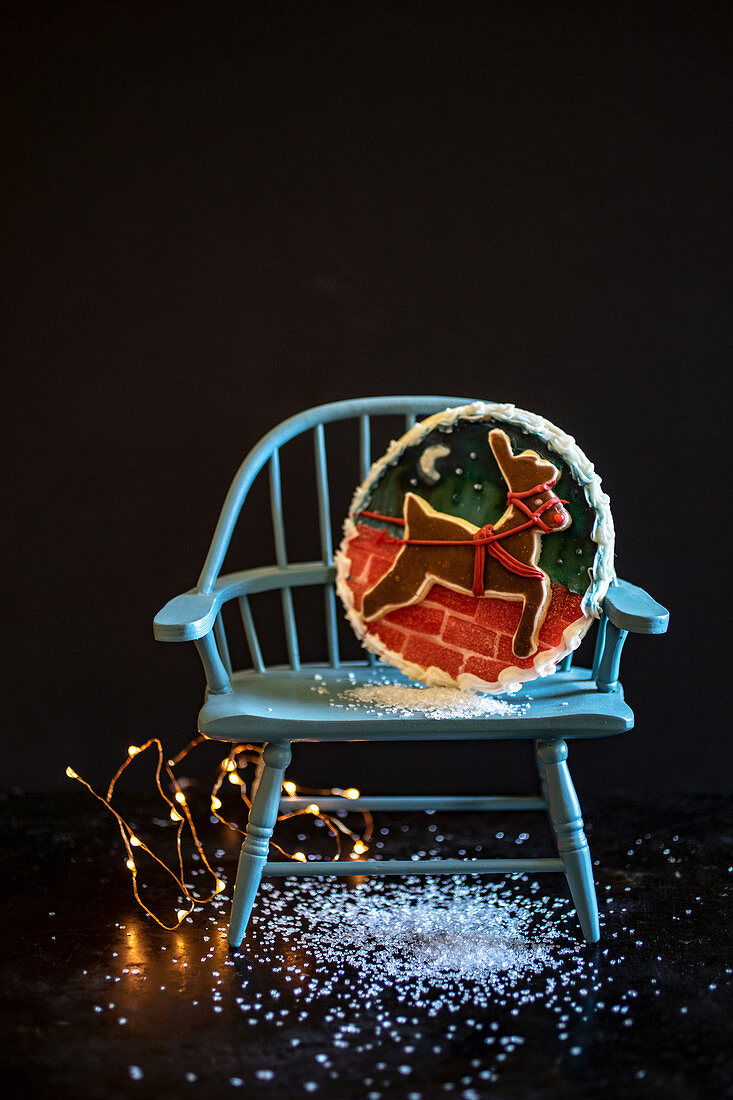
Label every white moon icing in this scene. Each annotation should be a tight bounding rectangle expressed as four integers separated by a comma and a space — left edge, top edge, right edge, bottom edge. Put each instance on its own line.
418, 443, 450, 483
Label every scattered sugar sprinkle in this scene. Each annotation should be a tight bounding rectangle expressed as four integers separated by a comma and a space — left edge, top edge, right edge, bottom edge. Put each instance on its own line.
95, 806, 717, 1094
323, 681, 526, 719
257, 876, 564, 1013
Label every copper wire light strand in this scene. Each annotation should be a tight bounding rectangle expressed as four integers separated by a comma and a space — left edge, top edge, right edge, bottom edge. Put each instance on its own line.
67, 737, 374, 928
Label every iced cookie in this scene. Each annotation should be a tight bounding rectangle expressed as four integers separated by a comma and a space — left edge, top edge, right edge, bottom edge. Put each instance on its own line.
335, 402, 614, 692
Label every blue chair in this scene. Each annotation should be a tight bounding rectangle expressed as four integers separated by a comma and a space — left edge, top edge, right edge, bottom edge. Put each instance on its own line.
153, 397, 669, 948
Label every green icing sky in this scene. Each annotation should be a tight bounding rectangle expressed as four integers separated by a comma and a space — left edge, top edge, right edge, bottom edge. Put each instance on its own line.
361, 418, 596, 594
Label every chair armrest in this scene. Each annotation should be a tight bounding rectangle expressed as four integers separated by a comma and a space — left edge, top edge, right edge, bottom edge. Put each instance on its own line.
153, 563, 334, 642
603, 579, 669, 635
595, 579, 669, 692
153, 592, 231, 693
153, 592, 220, 642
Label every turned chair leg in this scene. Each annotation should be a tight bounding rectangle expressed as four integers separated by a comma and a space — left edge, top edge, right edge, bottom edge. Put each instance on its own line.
537, 738, 600, 943
533, 738, 548, 803
228, 740, 292, 949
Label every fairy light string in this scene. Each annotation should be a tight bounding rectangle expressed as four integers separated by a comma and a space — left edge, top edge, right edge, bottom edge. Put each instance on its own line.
66, 738, 373, 930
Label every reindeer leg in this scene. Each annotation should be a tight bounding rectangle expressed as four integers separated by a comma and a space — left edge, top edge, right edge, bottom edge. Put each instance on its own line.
513, 578, 552, 658
362, 551, 426, 621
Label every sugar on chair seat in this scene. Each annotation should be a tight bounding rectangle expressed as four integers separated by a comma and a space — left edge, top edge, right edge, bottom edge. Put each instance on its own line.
153, 397, 669, 948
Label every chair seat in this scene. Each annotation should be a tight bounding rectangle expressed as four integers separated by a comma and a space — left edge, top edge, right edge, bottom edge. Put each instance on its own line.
198, 663, 633, 742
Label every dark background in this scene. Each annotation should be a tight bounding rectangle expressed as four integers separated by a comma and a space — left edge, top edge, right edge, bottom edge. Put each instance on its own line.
4, 1, 730, 795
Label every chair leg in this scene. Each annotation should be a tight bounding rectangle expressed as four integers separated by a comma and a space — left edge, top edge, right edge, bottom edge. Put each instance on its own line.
537, 738, 600, 943
228, 740, 292, 949
533, 738, 548, 803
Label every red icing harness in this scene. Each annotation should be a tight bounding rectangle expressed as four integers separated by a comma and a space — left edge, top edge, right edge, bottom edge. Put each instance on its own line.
358, 480, 568, 597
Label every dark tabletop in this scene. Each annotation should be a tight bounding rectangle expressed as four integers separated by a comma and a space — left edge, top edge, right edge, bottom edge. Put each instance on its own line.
2, 790, 731, 1099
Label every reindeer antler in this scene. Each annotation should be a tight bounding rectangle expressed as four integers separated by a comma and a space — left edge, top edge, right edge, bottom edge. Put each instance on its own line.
488, 429, 515, 485
489, 428, 560, 492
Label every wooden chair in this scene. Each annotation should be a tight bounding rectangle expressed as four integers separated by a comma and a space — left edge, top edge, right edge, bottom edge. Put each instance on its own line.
153, 397, 669, 948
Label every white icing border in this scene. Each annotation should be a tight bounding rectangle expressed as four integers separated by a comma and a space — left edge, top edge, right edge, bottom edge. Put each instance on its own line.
335, 402, 615, 693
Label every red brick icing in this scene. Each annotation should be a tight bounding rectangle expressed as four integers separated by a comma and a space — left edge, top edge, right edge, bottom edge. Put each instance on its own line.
344, 523, 585, 686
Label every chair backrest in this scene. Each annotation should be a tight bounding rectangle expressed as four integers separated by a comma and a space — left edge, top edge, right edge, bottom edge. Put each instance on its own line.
199, 397, 475, 676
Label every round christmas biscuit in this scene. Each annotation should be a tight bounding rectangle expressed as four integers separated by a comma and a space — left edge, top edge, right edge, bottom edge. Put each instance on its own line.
335, 402, 614, 692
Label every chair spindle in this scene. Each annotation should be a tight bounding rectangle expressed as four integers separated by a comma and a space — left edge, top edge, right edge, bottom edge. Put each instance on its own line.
238, 595, 266, 674
362, 414, 381, 668
313, 425, 333, 562
313, 424, 340, 667
194, 632, 231, 694
592, 614, 608, 681
596, 622, 628, 693
213, 613, 233, 678
359, 414, 371, 482
269, 449, 300, 669
269, 448, 288, 569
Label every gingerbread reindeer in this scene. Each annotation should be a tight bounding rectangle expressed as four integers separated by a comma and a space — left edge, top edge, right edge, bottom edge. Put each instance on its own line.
361, 430, 572, 658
